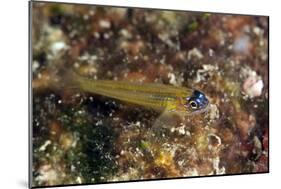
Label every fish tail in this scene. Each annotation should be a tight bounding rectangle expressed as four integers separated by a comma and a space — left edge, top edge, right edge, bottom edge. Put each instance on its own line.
63, 69, 83, 90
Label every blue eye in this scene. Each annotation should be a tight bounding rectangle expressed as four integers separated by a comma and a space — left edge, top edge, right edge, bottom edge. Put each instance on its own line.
187, 90, 209, 111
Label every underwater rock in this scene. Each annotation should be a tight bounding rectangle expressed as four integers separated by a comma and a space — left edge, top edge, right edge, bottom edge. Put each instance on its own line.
31, 3, 268, 186
243, 76, 264, 98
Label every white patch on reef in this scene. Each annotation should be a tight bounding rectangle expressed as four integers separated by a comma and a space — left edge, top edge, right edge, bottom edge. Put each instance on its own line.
168, 73, 176, 85
76, 176, 82, 184
208, 49, 214, 57
93, 32, 100, 39
158, 32, 179, 50
253, 136, 262, 151
248, 79, 264, 97
167, 71, 184, 87
178, 126, 186, 135
99, 20, 111, 28
135, 121, 141, 127
73, 62, 79, 68
95, 120, 103, 126
170, 124, 190, 137
113, 117, 119, 121
253, 27, 261, 35
46, 26, 64, 43
120, 29, 132, 39
104, 33, 110, 39
50, 41, 67, 55
35, 165, 58, 183
187, 48, 203, 60
212, 157, 225, 175
32, 61, 40, 72
209, 104, 220, 120
194, 64, 218, 83
208, 133, 222, 148
83, 14, 89, 20
160, 55, 166, 64
242, 67, 264, 98
39, 140, 51, 152
78, 52, 99, 65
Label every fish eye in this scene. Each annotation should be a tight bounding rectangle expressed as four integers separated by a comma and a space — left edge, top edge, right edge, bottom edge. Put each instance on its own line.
189, 101, 198, 109
186, 90, 209, 113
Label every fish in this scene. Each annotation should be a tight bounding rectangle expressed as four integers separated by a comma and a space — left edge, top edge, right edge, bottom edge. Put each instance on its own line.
71, 73, 209, 115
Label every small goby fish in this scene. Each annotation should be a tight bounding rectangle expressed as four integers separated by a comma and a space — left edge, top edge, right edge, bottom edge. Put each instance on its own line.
72, 74, 209, 115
